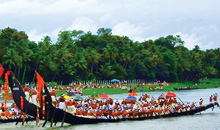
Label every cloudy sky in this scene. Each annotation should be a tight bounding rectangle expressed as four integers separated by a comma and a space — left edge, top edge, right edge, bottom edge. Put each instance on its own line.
0, 0, 219, 50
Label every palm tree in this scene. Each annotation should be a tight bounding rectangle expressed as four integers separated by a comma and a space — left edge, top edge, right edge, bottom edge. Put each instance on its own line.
103, 43, 118, 63
98, 63, 116, 79
85, 48, 100, 74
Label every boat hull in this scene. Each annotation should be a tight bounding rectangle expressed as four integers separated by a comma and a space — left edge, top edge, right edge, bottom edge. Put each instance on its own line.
8, 72, 219, 125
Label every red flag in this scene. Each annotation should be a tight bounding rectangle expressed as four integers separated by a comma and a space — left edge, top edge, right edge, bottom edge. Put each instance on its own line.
35, 72, 45, 102
4, 71, 10, 109
0, 64, 4, 79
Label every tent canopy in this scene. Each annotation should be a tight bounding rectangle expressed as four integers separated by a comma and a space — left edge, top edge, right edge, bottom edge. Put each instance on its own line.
110, 79, 120, 82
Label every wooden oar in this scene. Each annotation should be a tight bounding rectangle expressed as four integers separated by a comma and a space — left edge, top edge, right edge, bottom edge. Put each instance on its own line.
177, 96, 185, 105
61, 105, 68, 127
50, 104, 56, 127
16, 94, 31, 125
194, 102, 201, 114
15, 113, 22, 125
42, 102, 49, 127
21, 113, 27, 125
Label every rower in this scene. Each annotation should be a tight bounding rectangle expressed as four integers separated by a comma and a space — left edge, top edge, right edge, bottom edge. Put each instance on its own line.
31, 89, 38, 106
0, 103, 5, 111
210, 95, 213, 102
23, 86, 30, 101
112, 109, 118, 119
89, 100, 97, 110
50, 89, 57, 106
213, 93, 218, 102
1, 111, 7, 119
58, 94, 66, 110
213, 93, 219, 107
190, 102, 196, 110
82, 106, 88, 116
183, 102, 190, 111
199, 98, 204, 107
163, 106, 170, 115
10, 103, 16, 111
66, 99, 74, 113
87, 107, 94, 118
96, 108, 103, 119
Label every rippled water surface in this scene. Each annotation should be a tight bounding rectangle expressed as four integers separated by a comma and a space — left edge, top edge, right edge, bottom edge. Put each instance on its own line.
0, 88, 220, 130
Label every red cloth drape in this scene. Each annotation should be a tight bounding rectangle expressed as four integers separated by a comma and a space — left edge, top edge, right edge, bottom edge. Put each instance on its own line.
4, 71, 10, 109
0, 64, 4, 79
35, 72, 45, 102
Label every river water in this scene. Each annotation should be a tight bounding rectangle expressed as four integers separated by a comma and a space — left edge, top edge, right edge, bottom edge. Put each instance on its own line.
0, 88, 220, 130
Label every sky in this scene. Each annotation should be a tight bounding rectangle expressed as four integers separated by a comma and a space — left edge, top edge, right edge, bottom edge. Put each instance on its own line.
0, 0, 220, 50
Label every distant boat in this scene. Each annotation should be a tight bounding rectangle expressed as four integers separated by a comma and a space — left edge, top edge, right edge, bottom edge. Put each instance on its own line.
67, 91, 82, 96
174, 87, 199, 90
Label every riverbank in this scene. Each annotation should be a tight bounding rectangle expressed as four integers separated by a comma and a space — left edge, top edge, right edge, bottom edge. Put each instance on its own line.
2, 78, 219, 99
56, 78, 220, 96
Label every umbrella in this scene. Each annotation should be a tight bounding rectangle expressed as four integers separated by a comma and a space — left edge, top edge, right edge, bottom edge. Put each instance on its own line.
128, 92, 138, 96
90, 93, 99, 98
110, 79, 120, 82
166, 92, 176, 98
99, 94, 109, 99
64, 95, 71, 99
74, 96, 83, 101
125, 96, 137, 101
9, 94, 13, 99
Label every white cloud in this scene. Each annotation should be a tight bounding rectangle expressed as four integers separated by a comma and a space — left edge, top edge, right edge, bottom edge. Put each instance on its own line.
112, 22, 152, 42
51, 27, 64, 42
0, 0, 43, 15
208, 25, 219, 32
1, 0, 220, 50
27, 29, 48, 42
0, 0, 109, 15
26, 17, 99, 43
67, 17, 98, 33
175, 32, 215, 50
100, 13, 115, 24
192, 25, 219, 33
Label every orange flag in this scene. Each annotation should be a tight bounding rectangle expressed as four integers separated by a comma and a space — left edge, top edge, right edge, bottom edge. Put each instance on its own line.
35, 72, 45, 102
0, 64, 4, 79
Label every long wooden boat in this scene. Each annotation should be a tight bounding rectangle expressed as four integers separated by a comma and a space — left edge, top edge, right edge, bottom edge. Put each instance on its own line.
8, 72, 219, 125
174, 87, 199, 90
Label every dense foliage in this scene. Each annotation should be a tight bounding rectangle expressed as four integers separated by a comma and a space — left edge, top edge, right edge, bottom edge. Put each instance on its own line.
0, 27, 219, 83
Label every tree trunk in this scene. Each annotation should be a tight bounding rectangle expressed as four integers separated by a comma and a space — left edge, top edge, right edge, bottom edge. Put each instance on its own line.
95, 64, 99, 77
22, 65, 27, 83
18, 67, 21, 80
52, 73, 57, 82
91, 64, 94, 74
14, 67, 17, 78
32, 72, 36, 83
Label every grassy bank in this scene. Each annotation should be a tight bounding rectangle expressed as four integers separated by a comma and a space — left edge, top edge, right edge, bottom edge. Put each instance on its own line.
55, 78, 220, 96
2, 78, 219, 99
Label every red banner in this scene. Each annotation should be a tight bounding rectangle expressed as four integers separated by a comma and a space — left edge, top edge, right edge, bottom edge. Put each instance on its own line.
35, 72, 45, 102
4, 71, 10, 109
0, 64, 4, 79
